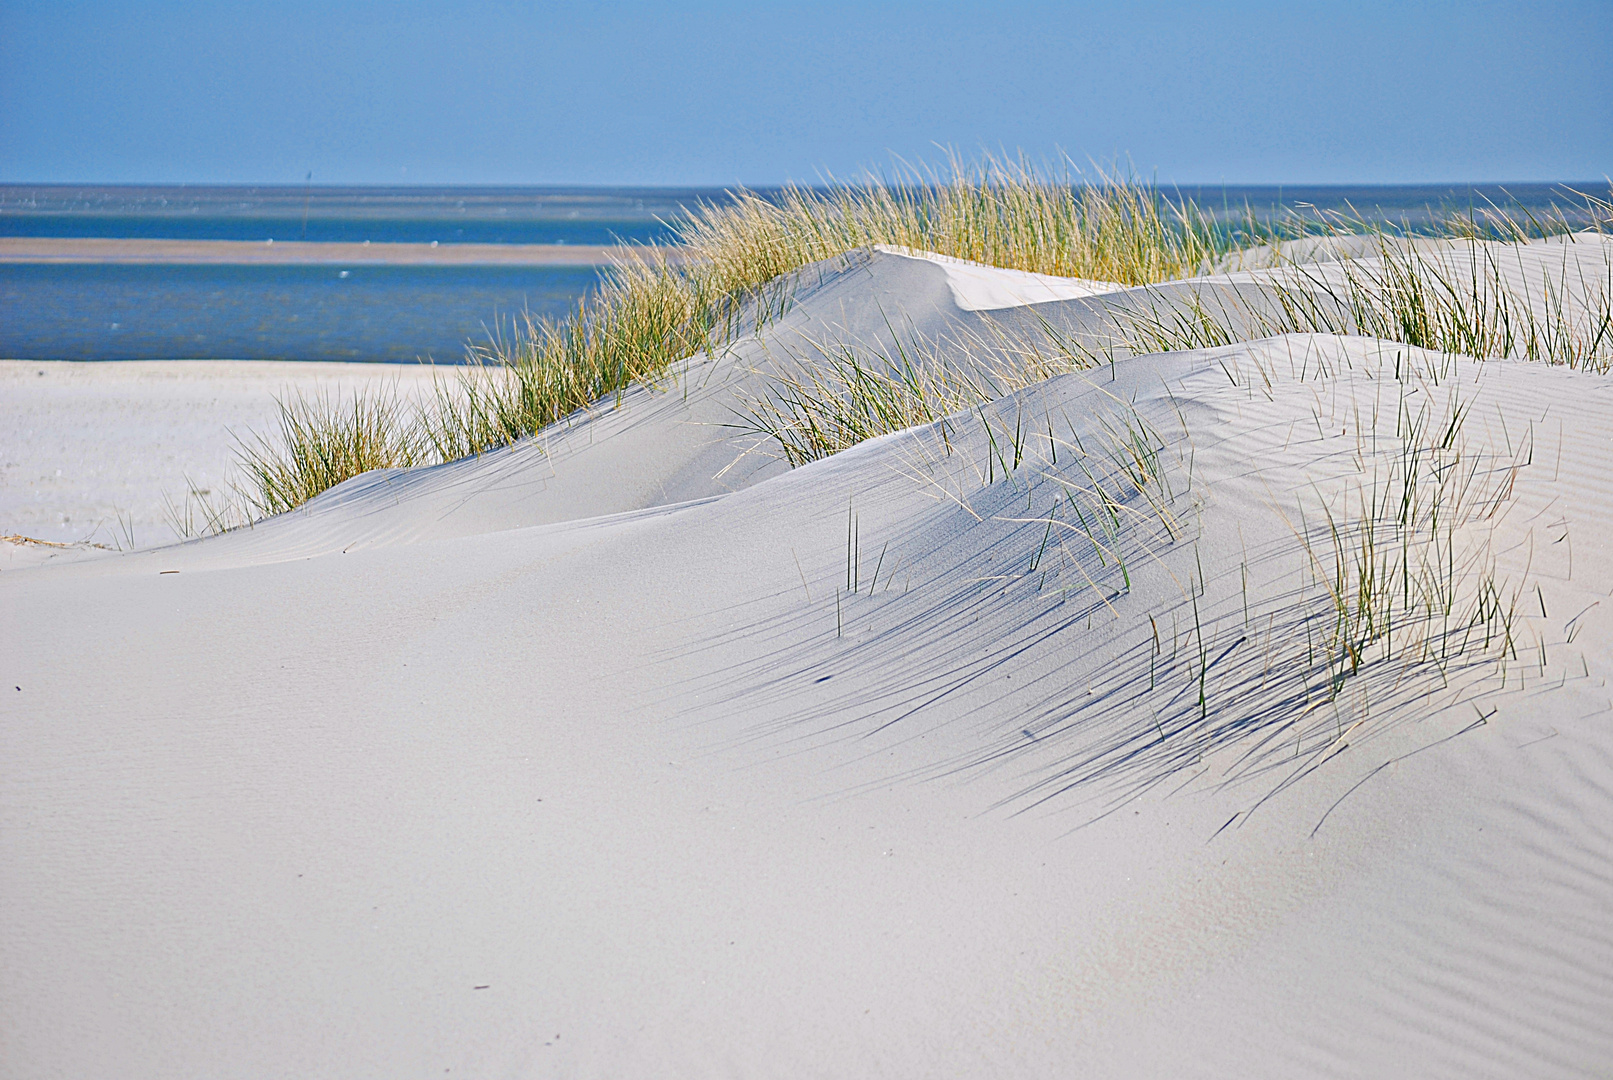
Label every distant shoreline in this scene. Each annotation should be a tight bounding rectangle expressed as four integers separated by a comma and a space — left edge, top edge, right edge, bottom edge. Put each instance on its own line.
0, 237, 650, 265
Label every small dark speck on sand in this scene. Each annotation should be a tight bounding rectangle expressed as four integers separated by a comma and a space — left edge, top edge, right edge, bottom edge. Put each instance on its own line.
815, 675, 832, 683
473, 985, 489, 990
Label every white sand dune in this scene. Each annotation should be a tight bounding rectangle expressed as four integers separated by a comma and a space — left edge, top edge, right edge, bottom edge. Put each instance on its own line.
4, 244, 1613, 1077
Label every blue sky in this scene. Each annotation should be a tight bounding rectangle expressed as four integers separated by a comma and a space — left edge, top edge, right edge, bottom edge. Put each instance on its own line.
2, 1, 1608, 186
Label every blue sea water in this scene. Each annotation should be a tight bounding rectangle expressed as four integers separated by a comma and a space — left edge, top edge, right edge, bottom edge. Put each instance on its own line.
0, 263, 602, 362
2, 182, 1604, 363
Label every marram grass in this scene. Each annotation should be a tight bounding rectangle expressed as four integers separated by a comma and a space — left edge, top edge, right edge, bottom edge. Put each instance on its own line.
236, 387, 425, 519
1112, 225, 1613, 373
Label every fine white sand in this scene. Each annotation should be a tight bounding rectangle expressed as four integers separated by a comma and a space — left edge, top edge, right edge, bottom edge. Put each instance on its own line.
3, 243, 1612, 1077
873, 244, 1126, 308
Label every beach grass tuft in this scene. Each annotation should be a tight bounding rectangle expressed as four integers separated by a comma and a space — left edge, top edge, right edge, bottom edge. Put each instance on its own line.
235, 387, 422, 519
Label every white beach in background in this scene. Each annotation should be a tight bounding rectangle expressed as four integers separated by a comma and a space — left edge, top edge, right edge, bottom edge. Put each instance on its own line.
0, 359, 442, 563
3, 245, 1612, 1078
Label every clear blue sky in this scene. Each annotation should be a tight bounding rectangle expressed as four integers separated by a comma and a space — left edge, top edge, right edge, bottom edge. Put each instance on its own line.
2, 1, 1608, 186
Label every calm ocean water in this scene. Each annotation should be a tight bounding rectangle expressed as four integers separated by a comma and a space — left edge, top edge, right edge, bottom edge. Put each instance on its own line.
0, 264, 603, 363
2, 183, 1603, 362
